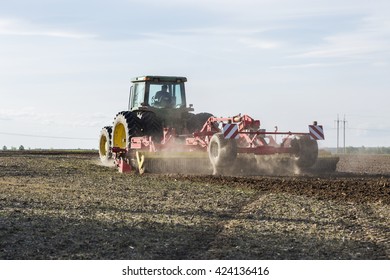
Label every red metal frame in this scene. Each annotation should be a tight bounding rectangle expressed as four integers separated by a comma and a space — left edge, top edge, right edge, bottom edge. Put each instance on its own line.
186, 114, 310, 155
111, 114, 324, 174
116, 114, 313, 158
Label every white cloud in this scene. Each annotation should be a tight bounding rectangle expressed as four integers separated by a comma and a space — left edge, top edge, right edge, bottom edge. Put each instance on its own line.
0, 107, 47, 122
0, 107, 108, 128
239, 37, 281, 49
271, 62, 349, 69
0, 18, 96, 39
371, 61, 388, 67
293, 16, 390, 60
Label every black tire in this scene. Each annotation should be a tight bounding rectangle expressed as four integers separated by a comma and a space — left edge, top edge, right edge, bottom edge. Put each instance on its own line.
187, 112, 213, 133
208, 133, 237, 174
99, 126, 112, 163
112, 111, 142, 149
135, 111, 163, 142
291, 136, 319, 168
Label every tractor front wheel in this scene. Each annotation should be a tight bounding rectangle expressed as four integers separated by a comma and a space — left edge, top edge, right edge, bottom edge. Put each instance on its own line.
99, 126, 113, 164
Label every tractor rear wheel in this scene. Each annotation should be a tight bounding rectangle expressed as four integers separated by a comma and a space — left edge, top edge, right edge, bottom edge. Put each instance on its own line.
208, 133, 237, 174
99, 126, 112, 163
187, 112, 213, 133
135, 111, 163, 142
291, 136, 318, 168
112, 111, 142, 149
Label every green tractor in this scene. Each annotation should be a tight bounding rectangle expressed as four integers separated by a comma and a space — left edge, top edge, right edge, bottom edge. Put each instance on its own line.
99, 76, 212, 163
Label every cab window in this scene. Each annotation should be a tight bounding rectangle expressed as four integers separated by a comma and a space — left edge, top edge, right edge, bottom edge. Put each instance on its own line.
132, 82, 145, 109
149, 83, 184, 108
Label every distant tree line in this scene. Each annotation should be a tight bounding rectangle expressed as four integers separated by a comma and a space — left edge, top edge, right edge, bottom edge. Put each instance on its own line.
345, 146, 390, 154
2, 145, 25, 151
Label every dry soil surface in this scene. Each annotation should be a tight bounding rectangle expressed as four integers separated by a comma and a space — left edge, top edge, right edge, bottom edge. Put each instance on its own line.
0, 151, 389, 259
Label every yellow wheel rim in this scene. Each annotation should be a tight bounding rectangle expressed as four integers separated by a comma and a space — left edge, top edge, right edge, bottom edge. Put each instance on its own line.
99, 134, 108, 156
113, 122, 127, 149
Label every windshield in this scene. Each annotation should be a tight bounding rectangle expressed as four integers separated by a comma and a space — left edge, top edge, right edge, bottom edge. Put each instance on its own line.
149, 83, 184, 108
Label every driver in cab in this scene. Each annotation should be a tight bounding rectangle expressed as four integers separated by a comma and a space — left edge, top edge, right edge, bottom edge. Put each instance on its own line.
154, 85, 173, 108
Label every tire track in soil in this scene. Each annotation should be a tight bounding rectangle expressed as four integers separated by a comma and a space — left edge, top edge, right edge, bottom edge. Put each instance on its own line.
160, 173, 390, 259
161, 173, 390, 204
203, 189, 269, 258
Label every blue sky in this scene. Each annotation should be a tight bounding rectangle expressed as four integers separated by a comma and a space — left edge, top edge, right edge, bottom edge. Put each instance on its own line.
0, 0, 389, 149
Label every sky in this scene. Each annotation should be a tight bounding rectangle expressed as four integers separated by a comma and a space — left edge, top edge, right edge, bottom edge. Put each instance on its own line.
0, 0, 389, 149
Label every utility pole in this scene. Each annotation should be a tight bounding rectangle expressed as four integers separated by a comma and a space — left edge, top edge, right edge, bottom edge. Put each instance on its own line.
343, 115, 347, 154
335, 114, 340, 154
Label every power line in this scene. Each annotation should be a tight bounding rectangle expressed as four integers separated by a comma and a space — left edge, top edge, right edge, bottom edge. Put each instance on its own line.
347, 114, 387, 119
328, 127, 390, 132
0, 131, 95, 140
347, 127, 390, 132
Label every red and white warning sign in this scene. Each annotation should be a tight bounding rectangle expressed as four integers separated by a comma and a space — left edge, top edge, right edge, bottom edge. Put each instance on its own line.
223, 123, 240, 139
309, 125, 325, 140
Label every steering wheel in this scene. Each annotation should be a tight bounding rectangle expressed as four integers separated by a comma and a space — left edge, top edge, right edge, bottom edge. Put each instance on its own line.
151, 95, 158, 106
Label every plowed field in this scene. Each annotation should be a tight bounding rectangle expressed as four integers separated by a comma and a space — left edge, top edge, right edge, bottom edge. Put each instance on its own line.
0, 151, 389, 259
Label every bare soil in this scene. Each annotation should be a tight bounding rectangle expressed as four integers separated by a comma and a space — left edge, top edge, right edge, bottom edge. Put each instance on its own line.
0, 151, 389, 259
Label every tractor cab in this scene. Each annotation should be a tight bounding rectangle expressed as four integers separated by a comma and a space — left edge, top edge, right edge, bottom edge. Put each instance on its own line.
129, 76, 189, 110
128, 75, 194, 134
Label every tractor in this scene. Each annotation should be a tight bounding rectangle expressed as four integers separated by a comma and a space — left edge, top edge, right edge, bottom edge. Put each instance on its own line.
99, 76, 212, 169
